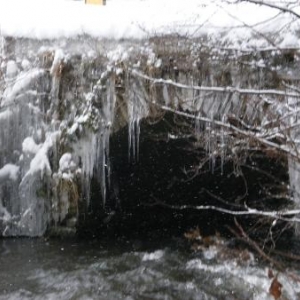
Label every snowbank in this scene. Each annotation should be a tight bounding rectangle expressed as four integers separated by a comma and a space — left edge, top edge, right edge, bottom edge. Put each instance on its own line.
0, 0, 299, 48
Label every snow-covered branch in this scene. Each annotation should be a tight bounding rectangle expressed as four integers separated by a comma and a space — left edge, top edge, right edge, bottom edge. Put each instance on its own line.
148, 200, 300, 223
131, 70, 300, 98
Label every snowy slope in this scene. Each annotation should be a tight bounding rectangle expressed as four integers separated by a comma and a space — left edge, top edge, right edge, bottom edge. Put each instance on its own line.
0, 0, 299, 48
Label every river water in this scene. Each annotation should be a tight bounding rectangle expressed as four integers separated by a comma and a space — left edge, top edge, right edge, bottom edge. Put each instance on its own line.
1, 238, 300, 300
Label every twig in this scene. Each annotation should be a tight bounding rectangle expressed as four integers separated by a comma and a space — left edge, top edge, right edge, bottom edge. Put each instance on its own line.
232, 218, 285, 270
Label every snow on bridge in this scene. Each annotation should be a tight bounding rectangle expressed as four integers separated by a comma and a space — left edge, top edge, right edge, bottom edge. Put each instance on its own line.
0, 0, 299, 49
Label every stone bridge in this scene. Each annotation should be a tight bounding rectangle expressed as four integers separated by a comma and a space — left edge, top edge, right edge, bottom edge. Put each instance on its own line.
0, 36, 300, 237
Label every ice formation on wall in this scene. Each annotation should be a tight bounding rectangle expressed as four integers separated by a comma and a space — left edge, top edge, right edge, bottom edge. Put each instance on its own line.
0, 43, 125, 235
0, 45, 64, 236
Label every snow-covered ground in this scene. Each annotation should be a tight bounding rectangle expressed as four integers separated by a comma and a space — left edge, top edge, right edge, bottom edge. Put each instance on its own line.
0, 0, 299, 48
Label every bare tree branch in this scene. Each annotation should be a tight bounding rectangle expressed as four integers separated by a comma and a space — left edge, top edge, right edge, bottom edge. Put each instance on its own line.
238, 0, 300, 19
145, 198, 300, 223
157, 105, 299, 160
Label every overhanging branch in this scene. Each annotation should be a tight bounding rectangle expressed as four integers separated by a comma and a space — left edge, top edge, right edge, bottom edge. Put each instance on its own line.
158, 105, 299, 160
131, 69, 300, 98
146, 200, 300, 223
238, 0, 300, 19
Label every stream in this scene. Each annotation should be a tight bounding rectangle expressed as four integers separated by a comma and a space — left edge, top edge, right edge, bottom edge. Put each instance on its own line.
1, 238, 300, 300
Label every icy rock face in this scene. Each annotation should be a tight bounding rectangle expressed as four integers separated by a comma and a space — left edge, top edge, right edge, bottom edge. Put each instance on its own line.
0, 39, 125, 236
0, 36, 298, 237
0, 62, 55, 235
0, 42, 64, 236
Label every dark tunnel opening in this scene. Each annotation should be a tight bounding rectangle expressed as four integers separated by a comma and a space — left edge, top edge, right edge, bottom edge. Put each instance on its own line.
77, 113, 291, 245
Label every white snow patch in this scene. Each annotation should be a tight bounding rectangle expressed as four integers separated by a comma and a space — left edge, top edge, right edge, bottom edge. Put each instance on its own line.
2, 69, 45, 105
29, 149, 51, 179
154, 58, 162, 69
142, 250, 164, 261
22, 137, 41, 155
280, 32, 300, 48
75, 115, 89, 124
62, 173, 73, 180
21, 59, 31, 71
5, 60, 18, 79
107, 46, 129, 63
59, 153, 76, 173
67, 123, 79, 135
0, 164, 19, 182
21, 132, 60, 182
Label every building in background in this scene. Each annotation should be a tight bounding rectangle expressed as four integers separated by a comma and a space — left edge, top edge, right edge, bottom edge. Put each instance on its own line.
85, 0, 106, 5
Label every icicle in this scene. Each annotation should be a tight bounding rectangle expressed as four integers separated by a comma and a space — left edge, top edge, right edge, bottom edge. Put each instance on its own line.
127, 77, 148, 162
50, 49, 64, 117
193, 84, 201, 139
206, 119, 211, 157
220, 115, 226, 175
98, 75, 116, 205
162, 84, 170, 106
195, 110, 204, 139
99, 136, 107, 203
128, 81, 136, 161
206, 111, 216, 174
